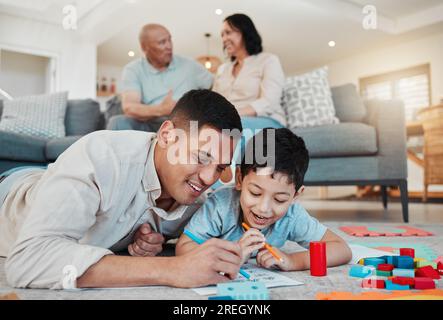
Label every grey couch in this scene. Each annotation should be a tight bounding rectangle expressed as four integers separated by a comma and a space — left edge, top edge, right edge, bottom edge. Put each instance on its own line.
0, 99, 104, 173
294, 84, 409, 222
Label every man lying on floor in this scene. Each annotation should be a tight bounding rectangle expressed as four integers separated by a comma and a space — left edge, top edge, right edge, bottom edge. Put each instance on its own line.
0, 90, 244, 289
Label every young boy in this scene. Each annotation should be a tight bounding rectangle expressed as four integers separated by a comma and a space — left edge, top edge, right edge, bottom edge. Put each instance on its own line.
176, 128, 352, 271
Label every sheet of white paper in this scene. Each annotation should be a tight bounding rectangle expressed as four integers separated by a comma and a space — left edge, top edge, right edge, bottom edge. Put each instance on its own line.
192, 262, 304, 296
348, 244, 399, 265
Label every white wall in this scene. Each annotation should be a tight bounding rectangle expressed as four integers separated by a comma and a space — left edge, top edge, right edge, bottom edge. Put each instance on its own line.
327, 31, 443, 105
0, 13, 97, 99
0, 49, 49, 97
324, 31, 443, 192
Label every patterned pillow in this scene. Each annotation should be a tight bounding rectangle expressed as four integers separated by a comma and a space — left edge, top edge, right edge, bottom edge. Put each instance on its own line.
282, 66, 339, 129
0, 92, 68, 139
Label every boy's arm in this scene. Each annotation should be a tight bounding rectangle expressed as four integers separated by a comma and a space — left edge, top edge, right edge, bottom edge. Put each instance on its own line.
289, 229, 352, 270
176, 234, 200, 255
256, 229, 352, 271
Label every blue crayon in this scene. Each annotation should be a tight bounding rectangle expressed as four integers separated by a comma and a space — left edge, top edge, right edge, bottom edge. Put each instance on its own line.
183, 229, 253, 280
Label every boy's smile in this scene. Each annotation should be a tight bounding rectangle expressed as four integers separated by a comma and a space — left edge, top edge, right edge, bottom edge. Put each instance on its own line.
235, 168, 299, 230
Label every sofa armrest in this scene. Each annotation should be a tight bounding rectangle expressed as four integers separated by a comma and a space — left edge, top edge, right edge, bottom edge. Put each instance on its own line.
364, 99, 407, 180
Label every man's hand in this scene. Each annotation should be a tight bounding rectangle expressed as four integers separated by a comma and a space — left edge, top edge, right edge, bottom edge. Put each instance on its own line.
238, 228, 265, 264
128, 223, 165, 257
158, 90, 176, 117
172, 238, 242, 288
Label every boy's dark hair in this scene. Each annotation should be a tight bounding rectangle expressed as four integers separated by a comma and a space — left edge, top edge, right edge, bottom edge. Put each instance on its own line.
170, 89, 242, 132
225, 13, 262, 61
240, 128, 309, 191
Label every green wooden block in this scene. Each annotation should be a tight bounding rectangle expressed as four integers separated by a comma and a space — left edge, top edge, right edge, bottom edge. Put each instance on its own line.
417, 260, 437, 269
376, 270, 392, 277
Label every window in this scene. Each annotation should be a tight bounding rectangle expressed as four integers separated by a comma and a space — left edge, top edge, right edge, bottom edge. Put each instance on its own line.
360, 64, 431, 121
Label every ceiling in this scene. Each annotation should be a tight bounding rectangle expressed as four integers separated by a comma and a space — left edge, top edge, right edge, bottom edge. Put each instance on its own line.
345, 0, 443, 19
1, 0, 443, 74
0, 0, 104, 24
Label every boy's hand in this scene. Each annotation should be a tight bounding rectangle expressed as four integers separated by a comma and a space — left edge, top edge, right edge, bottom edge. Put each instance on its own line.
128, 223, 165, 257
256, 247, 293, 271
238, 228, 265, 264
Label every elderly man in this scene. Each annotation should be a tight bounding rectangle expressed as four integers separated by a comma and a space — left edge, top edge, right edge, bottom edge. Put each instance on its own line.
107, 24, 213, 132
0, 90, 242, 289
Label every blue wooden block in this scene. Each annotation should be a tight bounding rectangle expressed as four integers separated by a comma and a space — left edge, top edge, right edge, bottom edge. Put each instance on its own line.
385, 280, 410, 291
385, 256, 400, 267
364, 258, 385, 268
397, 256, 414, 269
392, 268, 415, 278
349, 265, 375, 278
208, 296, 235, 300
217, 281, 269, 300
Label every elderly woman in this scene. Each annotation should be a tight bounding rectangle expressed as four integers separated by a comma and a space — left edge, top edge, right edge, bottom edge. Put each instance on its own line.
213, 13, 286, 184
213, 13, 286, 130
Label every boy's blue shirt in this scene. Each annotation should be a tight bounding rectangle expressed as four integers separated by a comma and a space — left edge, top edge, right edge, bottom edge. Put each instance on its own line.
185, 186, 327, 249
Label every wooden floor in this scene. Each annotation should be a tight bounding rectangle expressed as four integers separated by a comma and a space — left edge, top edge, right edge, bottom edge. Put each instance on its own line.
301, 187, 443, 224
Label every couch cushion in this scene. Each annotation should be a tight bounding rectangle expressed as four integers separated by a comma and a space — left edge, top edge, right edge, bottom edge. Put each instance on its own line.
282, 66, 339, 129
331, 84, 366, 122
45, 136, 82, 161
0, 92, 68, 139
65, 99, 102, 135
0, 130, 46, 162
293, 123, 377, 157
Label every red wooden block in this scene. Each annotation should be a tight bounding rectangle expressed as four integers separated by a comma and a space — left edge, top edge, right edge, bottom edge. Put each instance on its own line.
415, 266, 441, 280
362, 279, 385, 289
391, 276, 415, 287
438, 262, 443, 274
377, 263, 394, 271
400, 248, 415, 258
414, 278, 436, 290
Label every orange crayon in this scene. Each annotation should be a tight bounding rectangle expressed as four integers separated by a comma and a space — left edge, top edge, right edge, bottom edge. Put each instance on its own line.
242, 222, 284, 263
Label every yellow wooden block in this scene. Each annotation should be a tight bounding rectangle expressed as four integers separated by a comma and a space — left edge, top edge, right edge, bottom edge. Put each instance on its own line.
359, 259, 365, 265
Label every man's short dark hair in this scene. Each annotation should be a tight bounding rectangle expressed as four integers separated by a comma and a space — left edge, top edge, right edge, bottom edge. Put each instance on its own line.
170, 89, 242, 132
240, 128, 309, 191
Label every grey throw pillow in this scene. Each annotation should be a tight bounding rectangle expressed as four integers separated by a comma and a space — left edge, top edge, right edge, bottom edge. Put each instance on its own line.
331, 84, 366, 122
0, 92, 68, 139
282, 66, 339, 129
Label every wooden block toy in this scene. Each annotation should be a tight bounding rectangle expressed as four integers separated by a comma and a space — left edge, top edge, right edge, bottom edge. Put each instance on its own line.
415, 266, 441, 280
377, 264, 394, 272
438, 262, 443, 275
385, 256, 399, 267
362, 278, 385, 289
349, 265, 374, 278
414, 278, 436, 290
414, 258, 425, 268
392, 277, 415, 287
392, 268, 415, 278
416, 260, 437, 269
400, 248, 415, 258
208, 296, 235, 300
385, 280, 409, 291
376, 270, 392, 277
397, 256, 414, 269
358, 259, 365, 265
217, 281, 269, 300
364, 258, 385, 268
